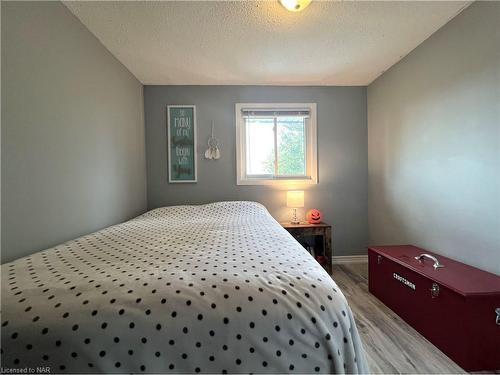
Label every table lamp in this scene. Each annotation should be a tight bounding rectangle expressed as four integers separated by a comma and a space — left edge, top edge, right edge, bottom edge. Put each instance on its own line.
286, 190, 304, 224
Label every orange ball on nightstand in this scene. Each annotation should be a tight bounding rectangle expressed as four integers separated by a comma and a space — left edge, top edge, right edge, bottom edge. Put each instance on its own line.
306, 209, 322, 224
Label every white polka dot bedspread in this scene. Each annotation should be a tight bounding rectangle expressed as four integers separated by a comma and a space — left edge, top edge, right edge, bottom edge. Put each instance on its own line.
1, 201, 368, 374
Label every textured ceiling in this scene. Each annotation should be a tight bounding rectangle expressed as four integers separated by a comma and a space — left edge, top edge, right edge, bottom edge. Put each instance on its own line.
64, 1, 470, 86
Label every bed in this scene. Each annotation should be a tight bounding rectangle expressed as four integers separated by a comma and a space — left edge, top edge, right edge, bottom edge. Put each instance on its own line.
1, 201, 368, 373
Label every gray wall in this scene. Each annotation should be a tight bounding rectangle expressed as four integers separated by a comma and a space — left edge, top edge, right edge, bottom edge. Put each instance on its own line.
145, 86, 367, 257
368, 2, 499, 274
1, 1, 147, 263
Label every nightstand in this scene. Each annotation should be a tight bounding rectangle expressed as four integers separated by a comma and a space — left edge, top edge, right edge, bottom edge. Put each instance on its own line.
281, 222, 332, 274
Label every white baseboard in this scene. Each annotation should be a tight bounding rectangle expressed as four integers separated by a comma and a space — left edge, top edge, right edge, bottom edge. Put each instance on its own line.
332, 255, 368, 265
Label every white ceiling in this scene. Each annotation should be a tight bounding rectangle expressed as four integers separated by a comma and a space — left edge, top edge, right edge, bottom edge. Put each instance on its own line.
64, 1, 470, 86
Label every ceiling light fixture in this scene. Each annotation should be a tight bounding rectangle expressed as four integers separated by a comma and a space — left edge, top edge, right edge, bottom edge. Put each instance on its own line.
279, 0, 312, 12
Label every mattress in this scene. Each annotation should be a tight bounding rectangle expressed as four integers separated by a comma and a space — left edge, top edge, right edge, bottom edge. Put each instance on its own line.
1, 201, 368, 373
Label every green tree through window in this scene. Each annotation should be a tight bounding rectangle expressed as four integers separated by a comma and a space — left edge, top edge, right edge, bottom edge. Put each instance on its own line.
262, 117, 306, 176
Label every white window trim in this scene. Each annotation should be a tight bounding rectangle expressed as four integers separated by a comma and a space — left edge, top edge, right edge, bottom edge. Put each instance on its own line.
235, 103, 318, 186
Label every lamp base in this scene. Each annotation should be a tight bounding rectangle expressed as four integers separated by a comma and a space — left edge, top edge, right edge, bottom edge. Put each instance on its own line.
290, 208, 300, 225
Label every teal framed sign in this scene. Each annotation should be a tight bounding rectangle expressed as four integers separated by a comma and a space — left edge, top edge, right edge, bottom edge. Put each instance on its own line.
167, 105, 197, 183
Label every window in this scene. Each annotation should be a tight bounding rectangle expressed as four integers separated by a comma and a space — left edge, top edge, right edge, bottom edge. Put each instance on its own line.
236, 103, 317, 185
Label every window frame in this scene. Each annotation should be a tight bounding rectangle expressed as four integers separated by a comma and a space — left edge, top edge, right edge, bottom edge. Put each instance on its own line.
235, 103, 318, 186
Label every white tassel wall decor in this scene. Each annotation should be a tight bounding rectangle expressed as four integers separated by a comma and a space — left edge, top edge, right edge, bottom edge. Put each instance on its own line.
204, 121, 220, 160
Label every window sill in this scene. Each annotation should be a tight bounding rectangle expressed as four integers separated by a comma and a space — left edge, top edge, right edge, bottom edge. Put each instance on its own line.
236, 176, 318, 186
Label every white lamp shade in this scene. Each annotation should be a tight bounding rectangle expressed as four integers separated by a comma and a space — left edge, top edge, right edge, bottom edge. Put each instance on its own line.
286, 191, 304, 208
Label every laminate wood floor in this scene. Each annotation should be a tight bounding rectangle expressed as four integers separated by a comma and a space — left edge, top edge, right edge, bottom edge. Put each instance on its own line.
331, 263, 498, 375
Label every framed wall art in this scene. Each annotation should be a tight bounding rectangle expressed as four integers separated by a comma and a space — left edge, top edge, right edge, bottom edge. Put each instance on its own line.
167, 105, 197, 183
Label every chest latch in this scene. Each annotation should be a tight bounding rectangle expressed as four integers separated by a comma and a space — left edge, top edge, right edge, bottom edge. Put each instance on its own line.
430, 283, 440, 298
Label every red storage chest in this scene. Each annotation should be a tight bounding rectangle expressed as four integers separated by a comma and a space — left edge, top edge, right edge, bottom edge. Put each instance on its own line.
368, 245, 500, 372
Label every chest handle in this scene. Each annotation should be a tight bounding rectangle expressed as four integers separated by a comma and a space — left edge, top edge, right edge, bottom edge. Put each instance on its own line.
415, 253, 444, 270
496, 308, 500, 325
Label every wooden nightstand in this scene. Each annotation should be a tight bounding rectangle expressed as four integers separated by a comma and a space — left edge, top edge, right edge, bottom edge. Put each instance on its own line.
281, 222, 332, 274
